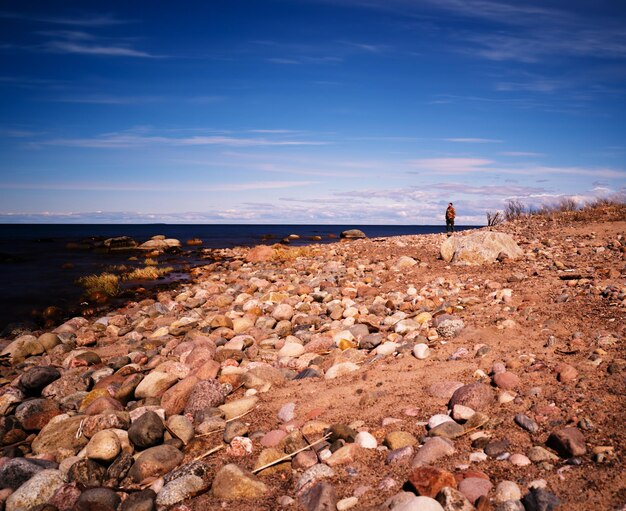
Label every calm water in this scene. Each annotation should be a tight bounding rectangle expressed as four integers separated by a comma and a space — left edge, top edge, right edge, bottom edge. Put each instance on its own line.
0, 224, 475, 331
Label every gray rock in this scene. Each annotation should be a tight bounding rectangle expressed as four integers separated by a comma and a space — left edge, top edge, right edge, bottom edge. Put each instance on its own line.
75, 487, 121, 511
156, 474, 208, 507
20, 367, 61, 395
0, 458, 50, 489
521, 488, 560, 511
129, 445, 184, 483
296, 464, 336, 493
440, 231, 523, 265
436, 487, 475, 511
184, 379, 226, 416
514, 414, 539, 433
412, 437, 456, 466
340, 229, 367, 239
120, 489, 156, 511
299, 481, 337, 511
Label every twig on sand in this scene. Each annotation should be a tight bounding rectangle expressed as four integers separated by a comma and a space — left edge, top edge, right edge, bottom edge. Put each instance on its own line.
251, 434, 330, 474
196, 406, 258, 438
192, 443, 224, 462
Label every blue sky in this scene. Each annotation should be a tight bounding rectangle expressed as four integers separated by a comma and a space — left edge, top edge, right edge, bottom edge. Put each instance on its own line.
1, 0, 625, 224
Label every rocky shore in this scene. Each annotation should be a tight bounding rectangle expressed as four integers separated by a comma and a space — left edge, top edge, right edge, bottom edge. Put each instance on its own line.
0, 208, 624, 511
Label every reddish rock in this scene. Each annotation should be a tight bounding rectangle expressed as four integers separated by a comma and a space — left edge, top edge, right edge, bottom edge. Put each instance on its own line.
83, 396, 124, 415
15, 399, 62, 431
260, 429, 287, 448
458, 476, 493, 504
547, 427, 587, 457
325, 443, 359, 467
449, 383, 495, 411
161, 376, 199, 416
492, 372, 520, 390
192, 360, 221, 380
246, 245, 275, 263
555, 363, 578, 383
408, 466, 457, 497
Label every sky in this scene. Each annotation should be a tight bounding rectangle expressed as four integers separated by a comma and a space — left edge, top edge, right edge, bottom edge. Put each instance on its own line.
1, 0, 625, 224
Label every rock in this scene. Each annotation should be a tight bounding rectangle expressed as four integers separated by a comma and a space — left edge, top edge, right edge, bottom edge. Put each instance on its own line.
458, 477, 493, 504
277, 402, 296, 423
293, 450, 318, 470
337, 496, 359, 510
326, 443, 360, 467
387, 445, 415, 465
31, 415, 88, 461
412, 437, 456, 466
278, 342, 305, 358
429, 381, 464, 400
452, 405, 475, 422
546, 427, 586, 457
246, 245, 275, 263
120, 489, 156, 511
128, 410, 164, 449
509, 453, 531, 466
492, 372, 520, 390
324, 362, 360, 379
413, 343, 431, 359
296, 464, 335, 493
224, 420, 249, 443
495, 500, 525, 511
82, 412, 130, 438
514, 414, 539, 433
0, 458, 50, 490
75, 487, 121, 511
485, 439, 510, 458
156, 474, 208, 507
211, 463, 268, 499
449, 383, 495, 411
555, 363, 578, 383
521, 488, 560, 511
48, 482, 81, 511
355, 431, 377, 449
434, 315, 465, 338
38, 333, 62, 352
440, 231, 523, 265
106, 452, 134, 484
134, 372, 178, 399
495, 481, 521, 503
527, 446, 559, 463
385, 431, 417, 450
138, 238, 181, 250
5, 469, 66, 511
254, 447, 291, 475
218, 396, 259, 420
68, 458, 106, 488
1, 335, 44, 363
299, 481, 337, 511
393, 256, 417, 270
15, 398, 62, 431
436, 487, 475, 511
340, 229, 366, 239
129, 445, 184, 483
393, 496, 445, 511
167, 415, 194, 444
86, 429, 121, 462
20, 367, 61, 395
184, 379, 226, 416
160, 375, 199, 416
408, 466, 457, 497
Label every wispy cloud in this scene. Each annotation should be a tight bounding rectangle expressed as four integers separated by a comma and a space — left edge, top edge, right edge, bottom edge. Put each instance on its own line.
410, 158, 493, 173
45, 41, 156, 58
444, 138, 502, 143
0, 11, 128, 27
499, 151, 543, 157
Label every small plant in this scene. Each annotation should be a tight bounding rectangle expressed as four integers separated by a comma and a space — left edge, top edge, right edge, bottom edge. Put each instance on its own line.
557, 197, 579, 212
123, 266, 173, 281
144, 258, 158, 266
77, 272, 120, 297
486, 210, 503, 226
504, 199, 525, 221
270, 244, 316, 261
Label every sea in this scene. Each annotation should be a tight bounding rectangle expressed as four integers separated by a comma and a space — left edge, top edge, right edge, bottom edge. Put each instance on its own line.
0, 224, 477, 332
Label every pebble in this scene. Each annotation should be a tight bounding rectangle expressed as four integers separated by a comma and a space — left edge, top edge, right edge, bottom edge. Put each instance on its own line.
449, 383, 495, 411
495, 481, 522, 502
337, 496, 359, 510
129, 445, 184, 483
521, 487, 561, 511
514, 413, 539, 433
128, 410, 165, 449
299, 481, 337, 511
392, 495, 445, 511
509, 453, 531, 466
428, 414, 455, 429
5, 469, 66, 511
278, 402, 296, 423
355, 431, 377, 449
0, 458, 49, 490
20, 366, 61, 395
211, 463, 268, 499
120, 489, 156, 511
408, 466, 457, 498
412, 437, 456, 466
413, 343, 431, 359
86, 429, 122, 462
436, 487, 474, 511
156, 474, 207, 507
184, 379, 226, 416
458, 476, 493, 504
75, 487, 121, 511
546, 427, 587, 457
385, 431, 417, 450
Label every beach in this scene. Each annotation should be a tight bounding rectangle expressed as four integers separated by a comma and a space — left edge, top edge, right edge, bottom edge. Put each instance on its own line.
0, 205, 624, 511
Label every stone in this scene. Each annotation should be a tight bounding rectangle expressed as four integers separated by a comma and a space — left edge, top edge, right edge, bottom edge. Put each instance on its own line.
340, 229, 367, 239
160, 376, 199, 416
514, 414, 539, 433
1, 335, 44, 363
38, 333, 62, 352
246, 245, 275, 263
167, 414, 194, 444
387, 445, 415, 465
555, 363, 578, 383
67, 458, 106, 488
20, 367, 61, 395
278, 402, 296, 423
0, 458, 50, 490
254, 448, 291, 475
408, 466, 457, 497
218, 396, 259, 420
509, 453, 531, 466
546, 427, 586, 457
31, 415, 88, 461
452, 405, 475, 422
299, 481, 337, 511
337, 496, 359, 510
355, 431, 377, 448
134, 372, 178, 399
224, 420, 249, 443
278, 342, 305, 358
429, 422, 465, 439
495, 501, 525, 511
129, 445, 184, 483
120, 489, 156, 511
86, 429, 121, 462
156, 474, 208, 507
393, 496, 445, 511
324, 362, 360, 379
527, 446, 559, 463
492, 372, 520, 390
385, 431, 417, 450
261, 429, 288, 447
48, 482, 81, 511
495, 481, 521, 503
458, 477, 493, 504
413, 343, 431, 359
5, 469, 66, 511
440, 231, 523, 265
15, 398, 62, 431
436, 487, 474, 511
292, 450, 318, 470
449, 383, 495, 411
485, 439, 510, 458
184, 379, 226, 416
82, 412, 130, 438
296, 464, 335, 493
128, 410, 164, 449
434, 316, 465, 338
412, 437, 456, 466
106, 452, 134, 484
429, 381, 464, 400
521, 488, 561, 511
326, 443, 359, 467
211, 463, 268, 499
75, 488, 121, 511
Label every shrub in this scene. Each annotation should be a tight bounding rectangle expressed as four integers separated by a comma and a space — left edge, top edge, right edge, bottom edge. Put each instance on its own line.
270, 244, 316, 261
486, 210, 503, 226
77, 272, 120, 297
504, 199, 525, 221
124, 266, 173, 281
557, 197, 579, 212
144, 258, 158, 266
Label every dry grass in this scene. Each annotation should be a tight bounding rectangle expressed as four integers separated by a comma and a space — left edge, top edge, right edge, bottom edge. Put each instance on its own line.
144, 258, 158, 266
123, 265, 173, 281
77, 272, 120, 297
486, 210, 503, 226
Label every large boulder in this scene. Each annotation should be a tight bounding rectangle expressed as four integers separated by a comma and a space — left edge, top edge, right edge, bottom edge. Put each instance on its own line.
138, 238, 181, 250
440, 231, 523, 265
103, 236, 137, 251
340, 229, 367, 239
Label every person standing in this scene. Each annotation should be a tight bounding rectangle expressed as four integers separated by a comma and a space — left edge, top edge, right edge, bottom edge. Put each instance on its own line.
445, 202, 456, 235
